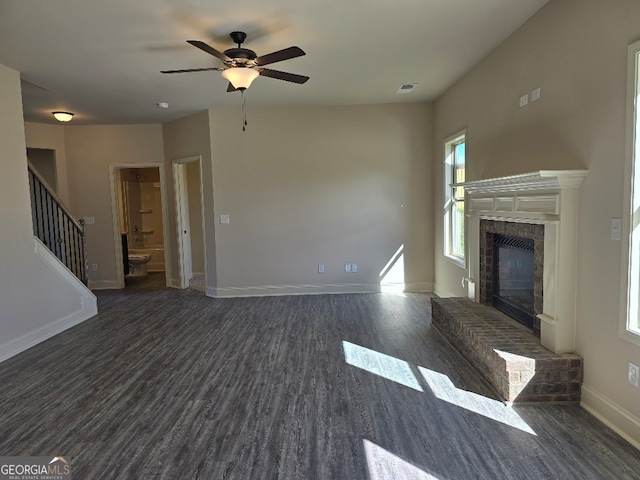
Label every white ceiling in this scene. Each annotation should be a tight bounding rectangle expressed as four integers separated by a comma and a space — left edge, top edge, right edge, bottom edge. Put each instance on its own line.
0, 0, 549, 125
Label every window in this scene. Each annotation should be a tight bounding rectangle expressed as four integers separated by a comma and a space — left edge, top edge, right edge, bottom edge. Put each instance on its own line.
444, 131, 466, 265
621, 41, 640, 345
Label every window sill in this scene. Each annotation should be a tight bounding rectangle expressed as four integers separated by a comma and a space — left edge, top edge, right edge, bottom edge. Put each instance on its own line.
445, 254, 466, 270
619, 327, 640, 348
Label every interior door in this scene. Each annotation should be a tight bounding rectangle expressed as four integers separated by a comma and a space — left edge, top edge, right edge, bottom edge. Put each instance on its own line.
174, 163, 193, 287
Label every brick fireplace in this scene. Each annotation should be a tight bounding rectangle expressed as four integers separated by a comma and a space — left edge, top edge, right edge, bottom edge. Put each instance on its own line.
430, 170, 588, 403
463, 170, 587, 354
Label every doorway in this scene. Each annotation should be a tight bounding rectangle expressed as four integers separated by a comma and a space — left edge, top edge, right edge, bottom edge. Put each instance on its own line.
173, 156, 206, 291
109, 164, 171, 289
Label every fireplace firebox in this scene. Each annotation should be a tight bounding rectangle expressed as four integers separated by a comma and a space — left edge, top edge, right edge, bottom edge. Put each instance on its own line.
479, 219, 544, 337
492, 234, 535, 329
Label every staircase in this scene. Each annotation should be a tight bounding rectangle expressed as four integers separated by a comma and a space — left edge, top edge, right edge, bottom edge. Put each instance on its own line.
27, 163, 88, 285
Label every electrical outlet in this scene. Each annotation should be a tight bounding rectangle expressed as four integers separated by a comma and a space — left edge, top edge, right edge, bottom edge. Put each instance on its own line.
352, 263, 358, 273
92, 263, 98, 272
318, 264, 325, 274
345, 263, 352, 273
629, 363, 640, 388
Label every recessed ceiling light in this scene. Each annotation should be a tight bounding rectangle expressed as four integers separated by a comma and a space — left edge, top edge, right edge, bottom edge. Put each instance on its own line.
396, 83, 417, 94
157, 102, 169, 109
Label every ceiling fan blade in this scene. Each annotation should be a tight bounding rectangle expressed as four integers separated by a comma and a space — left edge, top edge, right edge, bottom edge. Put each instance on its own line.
186, 40, 231, 62
255, 46, 305, 66
161, 67, 222, 74
258, 68, 309, 84
227, 82, 238, 92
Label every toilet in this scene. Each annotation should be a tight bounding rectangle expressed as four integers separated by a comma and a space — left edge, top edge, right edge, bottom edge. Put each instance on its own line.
128, 254, 151, 277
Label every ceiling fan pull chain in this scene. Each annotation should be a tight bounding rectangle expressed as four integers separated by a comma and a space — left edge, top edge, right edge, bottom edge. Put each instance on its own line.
241, 90, 248, 132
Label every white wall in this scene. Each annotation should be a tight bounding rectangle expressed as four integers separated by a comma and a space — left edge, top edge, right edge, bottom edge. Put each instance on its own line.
208, 103, 434, 296
64, 124, 165, 288
162, 111, 216, 291
433, 0, 640, 446
0, 63, 96, 362
27, 104, 433, 299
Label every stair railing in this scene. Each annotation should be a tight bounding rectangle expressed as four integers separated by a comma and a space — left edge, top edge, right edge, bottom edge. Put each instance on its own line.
27, 163, 88, 285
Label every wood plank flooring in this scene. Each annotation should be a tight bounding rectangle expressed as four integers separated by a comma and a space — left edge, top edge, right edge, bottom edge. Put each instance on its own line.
0, 274, 639, 479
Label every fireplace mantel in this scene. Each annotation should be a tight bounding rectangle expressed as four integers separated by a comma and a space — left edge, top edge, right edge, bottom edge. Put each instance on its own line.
460, 170, 587, 353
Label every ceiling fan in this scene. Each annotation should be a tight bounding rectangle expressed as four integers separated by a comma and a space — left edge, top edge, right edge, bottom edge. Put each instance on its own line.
161, 31, 309, 91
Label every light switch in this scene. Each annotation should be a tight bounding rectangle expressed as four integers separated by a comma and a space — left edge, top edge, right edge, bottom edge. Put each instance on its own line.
220, 214, 230, 224
611, 218, 622, 241
84, 216, 95, 225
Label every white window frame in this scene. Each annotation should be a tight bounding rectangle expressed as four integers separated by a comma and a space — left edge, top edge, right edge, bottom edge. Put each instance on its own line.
444, 130, 466, 267
620, 40, 640, 346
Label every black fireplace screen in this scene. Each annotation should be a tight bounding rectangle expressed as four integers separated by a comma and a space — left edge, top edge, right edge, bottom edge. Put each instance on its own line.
493, 234, 535, 329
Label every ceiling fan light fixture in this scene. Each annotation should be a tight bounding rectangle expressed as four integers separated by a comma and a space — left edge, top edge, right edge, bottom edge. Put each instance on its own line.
52, 111, 74, 122
222, 67, 259, 90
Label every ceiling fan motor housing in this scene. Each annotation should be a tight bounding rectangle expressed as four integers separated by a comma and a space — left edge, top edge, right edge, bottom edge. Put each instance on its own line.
223, 47, 258, 67
224, 32, 257, 67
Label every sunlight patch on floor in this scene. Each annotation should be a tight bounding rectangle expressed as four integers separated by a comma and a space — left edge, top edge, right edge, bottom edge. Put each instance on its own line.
418, 366, 536, 435
364, 439, 442, 480
343, 341, 423, 391
380, 244, 405, 295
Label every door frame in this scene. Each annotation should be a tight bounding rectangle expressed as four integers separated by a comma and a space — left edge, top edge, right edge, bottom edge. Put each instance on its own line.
108, 163, 171, 288
172, 156, 207, 290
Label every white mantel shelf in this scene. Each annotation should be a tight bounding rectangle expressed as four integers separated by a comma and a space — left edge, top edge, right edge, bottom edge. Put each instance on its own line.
458, 170, 588, 223
459, 170, 588, 194
460, 170, 588, 354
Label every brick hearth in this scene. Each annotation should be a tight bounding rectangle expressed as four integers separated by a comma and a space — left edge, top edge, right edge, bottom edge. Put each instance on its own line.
431, 297, 583, 404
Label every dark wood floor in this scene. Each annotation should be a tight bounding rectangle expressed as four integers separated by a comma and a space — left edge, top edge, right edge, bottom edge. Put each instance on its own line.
1, 273, 639, 479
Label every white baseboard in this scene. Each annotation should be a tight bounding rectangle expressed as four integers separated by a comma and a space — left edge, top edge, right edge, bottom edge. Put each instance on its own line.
581, 384, 640, 451
0, 239, 99, 364
0, 306, 97, 363
213, 282, 434, 298
433, 283, 457, 298
88, 279, 121, 290
205, 286, 217, 297
168, 277, 182, 289
215, 283, 382, 298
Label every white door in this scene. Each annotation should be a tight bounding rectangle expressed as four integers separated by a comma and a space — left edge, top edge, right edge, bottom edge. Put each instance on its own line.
174, 163, 193, 288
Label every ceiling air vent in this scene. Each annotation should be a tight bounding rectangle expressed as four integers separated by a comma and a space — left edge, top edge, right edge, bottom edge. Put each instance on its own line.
396, 83, 417, 94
